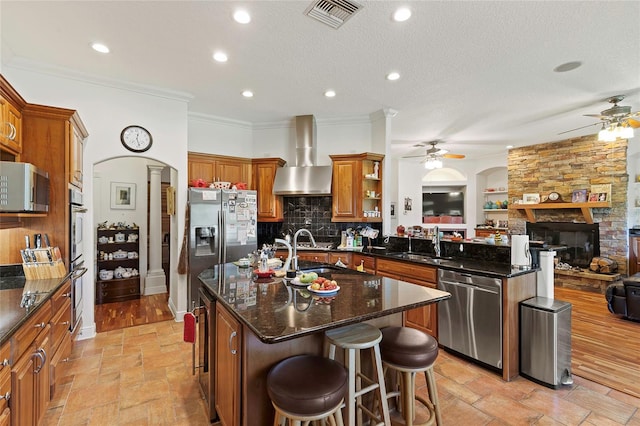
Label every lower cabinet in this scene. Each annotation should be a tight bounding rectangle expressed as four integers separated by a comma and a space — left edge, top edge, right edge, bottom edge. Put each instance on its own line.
375, 257, 438, 337
95, 279, 140, 304
296, 251, 329, 263
0, 342, 10, 426
215, 303, 241, 425
12, 325, 50, 426
352, 253, 376, 273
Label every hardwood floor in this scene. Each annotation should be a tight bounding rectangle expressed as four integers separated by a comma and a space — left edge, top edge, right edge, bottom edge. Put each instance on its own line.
95, 294, 175, 333
555, 286, 640, 399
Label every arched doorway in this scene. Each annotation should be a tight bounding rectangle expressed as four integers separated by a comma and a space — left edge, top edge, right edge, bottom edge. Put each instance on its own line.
93, 157, 176, 332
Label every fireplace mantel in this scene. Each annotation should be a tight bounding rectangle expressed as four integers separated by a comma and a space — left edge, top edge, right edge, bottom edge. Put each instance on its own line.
512, 201, 610, 224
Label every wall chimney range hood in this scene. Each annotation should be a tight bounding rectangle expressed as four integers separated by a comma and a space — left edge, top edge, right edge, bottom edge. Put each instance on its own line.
272, 115, 333, 196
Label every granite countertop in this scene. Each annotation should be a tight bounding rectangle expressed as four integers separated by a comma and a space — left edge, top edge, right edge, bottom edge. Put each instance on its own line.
199, 262, 451, 344
0, 265, 71, 345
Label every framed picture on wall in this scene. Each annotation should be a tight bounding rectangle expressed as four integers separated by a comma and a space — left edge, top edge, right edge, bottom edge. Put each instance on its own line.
111, 182, 136, 210
390, 202, 396, 218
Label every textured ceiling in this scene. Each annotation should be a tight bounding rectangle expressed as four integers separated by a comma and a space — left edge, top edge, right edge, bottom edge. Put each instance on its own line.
1, 1, 639, 161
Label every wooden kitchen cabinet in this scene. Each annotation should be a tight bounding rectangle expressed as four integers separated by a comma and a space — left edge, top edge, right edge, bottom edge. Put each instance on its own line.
49, 280, 72, 398
352, 253, 376, 274
1, 102, 88, 265
376, 257, 438, 337
252, 158, 286, 222
68, 121, 86, 189
330, 153, 384, 222
0, 76, 25, 156
188, 152, 252, 187
215, 302, 241, 426
296, 251, 330, 263
0, 342, 10, 426
11, 300, 52, 426
329, 252, 351, 268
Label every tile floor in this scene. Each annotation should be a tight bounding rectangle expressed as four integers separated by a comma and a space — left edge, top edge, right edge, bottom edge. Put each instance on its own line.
42, 320, 640, 426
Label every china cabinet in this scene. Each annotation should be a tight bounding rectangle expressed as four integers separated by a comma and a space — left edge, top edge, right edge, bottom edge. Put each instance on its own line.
330, 153, 384, 222
96, 227, 140, 304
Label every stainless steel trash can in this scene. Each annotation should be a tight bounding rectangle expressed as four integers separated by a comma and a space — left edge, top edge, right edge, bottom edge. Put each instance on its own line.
520, 297, 573, 389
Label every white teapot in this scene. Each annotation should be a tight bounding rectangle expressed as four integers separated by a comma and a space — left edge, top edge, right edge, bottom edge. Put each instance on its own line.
114, 266, 126, 279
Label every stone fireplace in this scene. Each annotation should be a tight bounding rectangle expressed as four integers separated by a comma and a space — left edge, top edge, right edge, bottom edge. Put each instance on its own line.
508, 134, 629, 283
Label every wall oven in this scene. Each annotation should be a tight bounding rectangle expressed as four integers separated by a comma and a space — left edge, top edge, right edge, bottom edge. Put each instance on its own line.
69, 188, 87, 335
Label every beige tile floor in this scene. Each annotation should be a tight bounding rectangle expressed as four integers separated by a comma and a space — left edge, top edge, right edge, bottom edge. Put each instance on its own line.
42, 320, 640, 426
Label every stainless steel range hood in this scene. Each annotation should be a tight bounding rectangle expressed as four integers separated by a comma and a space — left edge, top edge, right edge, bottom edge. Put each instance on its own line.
272, 115, 333, 196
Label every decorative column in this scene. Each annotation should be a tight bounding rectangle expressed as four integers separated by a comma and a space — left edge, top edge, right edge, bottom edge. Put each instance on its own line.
145, 165, 167, 294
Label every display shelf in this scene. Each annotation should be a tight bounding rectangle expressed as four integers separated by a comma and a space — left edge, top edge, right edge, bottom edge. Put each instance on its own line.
512, 201, 610, 224
96, 227, 140, 304
482, 209, 508, 212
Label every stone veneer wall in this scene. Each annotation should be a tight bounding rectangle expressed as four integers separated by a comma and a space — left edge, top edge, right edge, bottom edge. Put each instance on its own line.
508, 134, 629, 277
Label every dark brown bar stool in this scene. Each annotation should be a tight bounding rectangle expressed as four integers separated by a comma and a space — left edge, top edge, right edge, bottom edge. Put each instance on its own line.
380, 326, 442, 426
325, 323, 391, 426
267, 355, 348, 425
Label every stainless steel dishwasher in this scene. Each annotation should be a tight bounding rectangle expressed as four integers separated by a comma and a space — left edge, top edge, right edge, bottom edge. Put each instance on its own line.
437, 269, 503, 369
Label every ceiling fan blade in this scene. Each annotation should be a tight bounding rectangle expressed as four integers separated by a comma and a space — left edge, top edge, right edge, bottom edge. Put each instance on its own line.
558, 122, 601, 135
628, 118, 640, 128
584, 114, 606, 118
402, 154, 427, 159
443, 154, 465, 159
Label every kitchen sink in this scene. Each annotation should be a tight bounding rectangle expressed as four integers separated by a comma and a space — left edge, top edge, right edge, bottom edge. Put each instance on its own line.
299, 266, 349, 274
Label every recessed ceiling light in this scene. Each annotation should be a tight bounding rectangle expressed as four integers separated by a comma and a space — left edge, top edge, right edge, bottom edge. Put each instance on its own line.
393, 7, 412, 22
234, 10, 251, 24
324, 90, 336, 98
213, 51, 228, 63
553, 61, 582, 73
91, 42, 110, 53
242, 90, 254, 98
506, 145, 514, 149
386, 72, 400, 81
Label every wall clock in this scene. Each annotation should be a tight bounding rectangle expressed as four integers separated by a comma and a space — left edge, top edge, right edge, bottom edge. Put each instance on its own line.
120, 125, 152, 152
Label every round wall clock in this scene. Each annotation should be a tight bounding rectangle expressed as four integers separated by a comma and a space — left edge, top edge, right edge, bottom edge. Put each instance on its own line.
120, 125, 152, 152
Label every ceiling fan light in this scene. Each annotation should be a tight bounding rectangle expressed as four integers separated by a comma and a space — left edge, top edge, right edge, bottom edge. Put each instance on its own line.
424, 158, 442, 169
618, 126, 634, 139
598, 127, 615, 142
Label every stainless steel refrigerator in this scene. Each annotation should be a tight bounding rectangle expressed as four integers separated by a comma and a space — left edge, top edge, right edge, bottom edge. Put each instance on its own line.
188, 188, 258, 309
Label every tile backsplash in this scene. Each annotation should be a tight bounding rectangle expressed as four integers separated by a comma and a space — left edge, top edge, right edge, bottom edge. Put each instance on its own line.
257, 196, 382, 246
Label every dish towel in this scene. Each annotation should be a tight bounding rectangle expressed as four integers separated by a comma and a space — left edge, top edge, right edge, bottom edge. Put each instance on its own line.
183, 312, 196, 343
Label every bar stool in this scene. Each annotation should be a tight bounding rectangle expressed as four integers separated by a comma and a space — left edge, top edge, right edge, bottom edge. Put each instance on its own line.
267, 355, 348, 426
380, 326, 442, 426
325, 323, 391, 426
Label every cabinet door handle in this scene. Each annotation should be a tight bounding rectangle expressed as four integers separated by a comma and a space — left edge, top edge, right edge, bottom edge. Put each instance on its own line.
61, 321, 70, 326
229, 331, 237, 355
62, 292, 71, 298
33, 348, 46, 374
34, 322, 46, 329
0, 392, 10, 402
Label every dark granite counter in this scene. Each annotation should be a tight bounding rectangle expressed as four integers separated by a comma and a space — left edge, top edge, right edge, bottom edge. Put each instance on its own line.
0, 264, 71, 345
198, 262, 451, 344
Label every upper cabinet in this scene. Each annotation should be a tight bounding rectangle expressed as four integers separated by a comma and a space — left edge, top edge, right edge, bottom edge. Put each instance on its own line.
251, 158, 286, 222
0, 75, 26, 156
68, 120, 87, 189
188, 152, 252, 187
330, 153, 384, 222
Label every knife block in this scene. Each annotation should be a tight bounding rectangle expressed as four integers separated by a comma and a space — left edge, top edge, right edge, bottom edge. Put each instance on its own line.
22, 247, 67, 280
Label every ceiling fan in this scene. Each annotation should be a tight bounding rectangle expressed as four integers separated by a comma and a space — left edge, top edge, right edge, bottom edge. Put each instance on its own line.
402, 140, 465, 169
559, 95, 640, 138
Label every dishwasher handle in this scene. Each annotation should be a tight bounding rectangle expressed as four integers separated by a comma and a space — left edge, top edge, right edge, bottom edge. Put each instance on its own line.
440, 280, 500, 295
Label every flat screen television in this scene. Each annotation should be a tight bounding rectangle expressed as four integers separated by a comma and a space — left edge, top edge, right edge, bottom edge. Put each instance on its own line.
422, 192, 464, 217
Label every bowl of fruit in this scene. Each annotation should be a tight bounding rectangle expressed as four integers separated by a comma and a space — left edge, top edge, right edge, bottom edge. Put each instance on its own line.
307, 276, 340, 295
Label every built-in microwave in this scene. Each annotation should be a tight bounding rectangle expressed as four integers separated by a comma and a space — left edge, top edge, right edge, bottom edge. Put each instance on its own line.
0, 161, 50, 212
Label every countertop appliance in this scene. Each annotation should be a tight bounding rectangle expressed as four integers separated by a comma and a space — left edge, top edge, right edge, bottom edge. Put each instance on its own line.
0, 161, 50, 212
187, 188, 257, 309
437, 269, 503, 369
520, 297, 573, 388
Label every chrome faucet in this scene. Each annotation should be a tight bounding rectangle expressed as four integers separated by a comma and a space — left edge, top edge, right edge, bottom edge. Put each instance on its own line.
432, 226, 441, 258
292, 228, 317, 271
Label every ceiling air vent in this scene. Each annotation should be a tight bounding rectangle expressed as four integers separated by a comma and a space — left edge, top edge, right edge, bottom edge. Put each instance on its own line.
304, 0, 363, 29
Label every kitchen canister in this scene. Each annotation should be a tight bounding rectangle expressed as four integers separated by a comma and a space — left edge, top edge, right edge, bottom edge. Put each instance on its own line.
511, 235, 531, 270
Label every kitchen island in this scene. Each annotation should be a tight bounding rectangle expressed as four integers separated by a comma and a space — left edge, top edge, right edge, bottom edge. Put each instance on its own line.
198, 262, 450, 425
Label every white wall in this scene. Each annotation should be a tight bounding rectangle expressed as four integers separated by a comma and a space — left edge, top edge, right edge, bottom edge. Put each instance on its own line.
4, 65, 190, 339
188, 113, 253, 157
